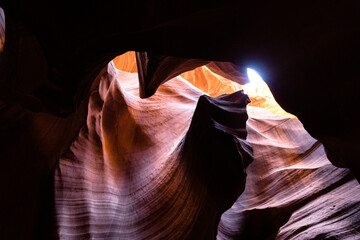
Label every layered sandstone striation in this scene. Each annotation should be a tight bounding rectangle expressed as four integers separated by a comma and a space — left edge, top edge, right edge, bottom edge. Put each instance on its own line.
55, 62, 252, 239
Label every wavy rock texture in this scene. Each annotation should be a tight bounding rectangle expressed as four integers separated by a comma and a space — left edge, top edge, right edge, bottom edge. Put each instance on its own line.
1, 2, 360, 238
55, 62, 252, 239
54, 59, 360, 239
218, 107, 360, 239
3, 0, 360, 181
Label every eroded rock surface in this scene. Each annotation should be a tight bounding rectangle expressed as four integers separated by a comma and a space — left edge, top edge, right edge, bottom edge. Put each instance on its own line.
55, 63, 252, 239
218, 107, 360, 239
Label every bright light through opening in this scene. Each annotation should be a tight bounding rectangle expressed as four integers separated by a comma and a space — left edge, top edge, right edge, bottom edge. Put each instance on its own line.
245, 68, 266, 93
247, 68, 265, 86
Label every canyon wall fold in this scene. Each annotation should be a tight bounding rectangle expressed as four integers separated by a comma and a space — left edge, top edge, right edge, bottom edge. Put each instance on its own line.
55, 62, 252, 239
54, 61, 360, 239
218, 107, 360, 239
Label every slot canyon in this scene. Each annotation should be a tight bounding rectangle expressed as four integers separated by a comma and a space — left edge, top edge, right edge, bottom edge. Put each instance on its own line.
0, 1, 359, 239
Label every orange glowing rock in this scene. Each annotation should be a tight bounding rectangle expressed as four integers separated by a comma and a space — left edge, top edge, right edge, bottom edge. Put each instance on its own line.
114, 51, 295, 118
112, 51, 138, 73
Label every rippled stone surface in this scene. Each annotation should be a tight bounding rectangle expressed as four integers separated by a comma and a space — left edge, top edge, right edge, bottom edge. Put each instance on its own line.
218, 107, 360, 239
55, 62, 252, 239
54, 61, 360, 239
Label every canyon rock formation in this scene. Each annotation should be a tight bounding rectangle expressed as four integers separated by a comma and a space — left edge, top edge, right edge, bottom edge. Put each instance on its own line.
1, 1, 360, 239
53, 59, 360, 239
55, 63, 252, 239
